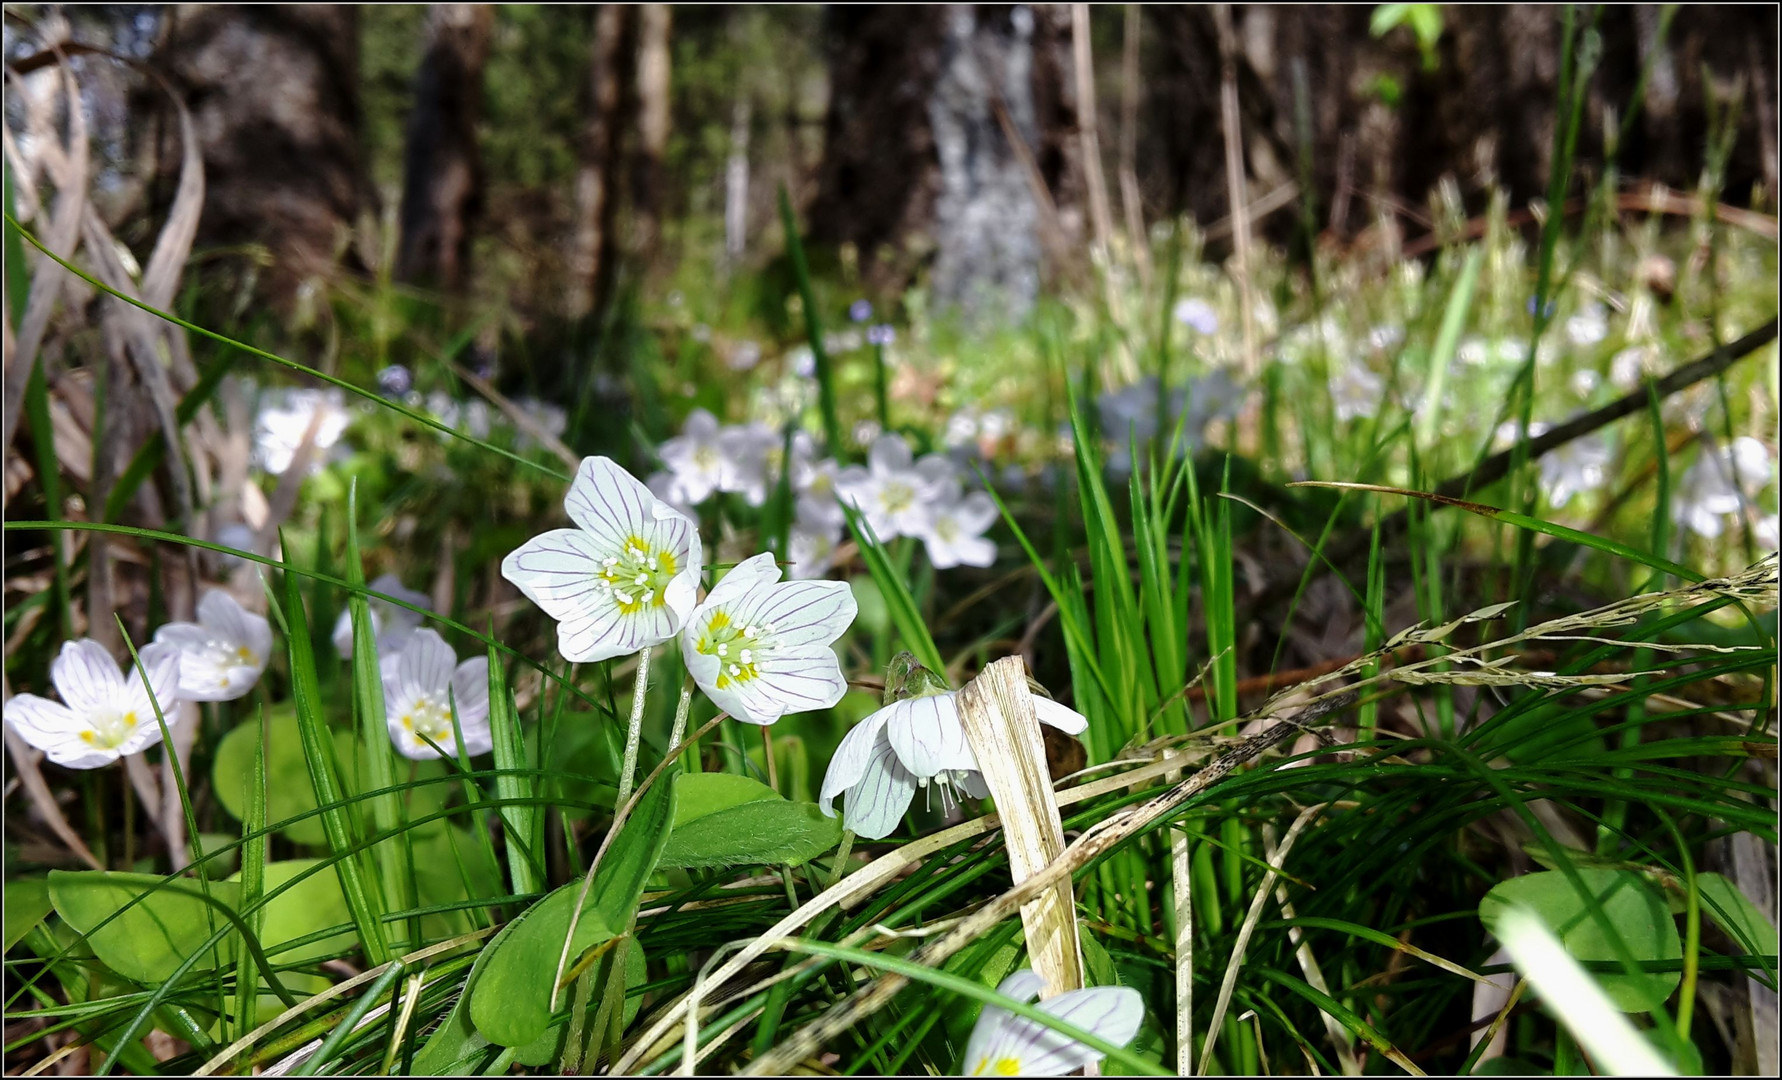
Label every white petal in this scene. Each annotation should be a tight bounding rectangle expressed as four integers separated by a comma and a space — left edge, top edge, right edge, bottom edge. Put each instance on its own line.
752, 647, 849, 714
50, 639, 124, 715
954, 491, 1000, 534
704, 552, 782, 609
867, 433, 913, 475
4, 694, 81, 748
1033, 698, 1089, 735
451, 657, 491, 725
197, 589, 249, 645
368, 573, 431, 628
964, 980, 1144, 1077
502, 529, 642, 662
737, 579, 857, 648
843, 735, 918, 840
122, 642, 183, 723
818, 709, 893, 815
885, 694, 975, 778
454, 709, 495, 757
398, 629, 456, 702
562, 455, 656, 550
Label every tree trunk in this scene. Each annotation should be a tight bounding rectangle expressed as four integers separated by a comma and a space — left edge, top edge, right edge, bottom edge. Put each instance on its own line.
629, 4, 673, 263
154, 4, 374, 312
810, 4, 1083, 323
567, 4, 631, 320
396, 4, 493, 290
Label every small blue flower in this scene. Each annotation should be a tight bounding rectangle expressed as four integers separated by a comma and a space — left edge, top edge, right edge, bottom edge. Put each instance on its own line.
849, 299, 873, 323
1526, 296, 1557, 319
867, 324, 896, 347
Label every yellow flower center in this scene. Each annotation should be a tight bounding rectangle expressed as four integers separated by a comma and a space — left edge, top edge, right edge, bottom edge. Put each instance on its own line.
399, 691, 457, 749
879, 481, 915, 515
694, 609, 776, 689
969, 1055, 1024, 1076
597, 536, 680, 615
80, 707, 139, 749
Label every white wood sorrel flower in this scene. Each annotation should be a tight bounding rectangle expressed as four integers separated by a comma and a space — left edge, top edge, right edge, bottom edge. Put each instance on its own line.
3, 639, 182, 769
818, 687, 1087, 839
681, 552, 855, 725
153, 588, 272, 702
502, 456, 703, 663
382, 628, 491, 760
331, 572, 432, 659
960, 969, 1143, 1076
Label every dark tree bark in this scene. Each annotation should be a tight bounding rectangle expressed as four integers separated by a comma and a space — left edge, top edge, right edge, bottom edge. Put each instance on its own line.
154, 5, 375, 312
809, 4, 1083, 322
396, 4, 493, 290
1143, 5, 1780, 246
567, 4, 633, 321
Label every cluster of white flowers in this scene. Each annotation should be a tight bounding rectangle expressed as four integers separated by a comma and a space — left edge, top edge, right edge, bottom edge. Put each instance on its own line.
502, 456, 857, 728
4, 590, 269, 769
649, 411, 1000, 578
836, 434, 999, 570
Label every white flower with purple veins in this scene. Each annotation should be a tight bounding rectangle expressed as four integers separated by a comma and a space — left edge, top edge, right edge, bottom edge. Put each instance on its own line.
1522, 422, 1612, 508
917, 476, 998, 569
1673, 437, 1775, 539
255, 389, 350, 475
381, 629, 491, 760
835, 434, 954, 540
681, 552, 855, 725
961, 969, 1144, 1077
1329, 363, 1385, 422
1566, 302, 1610, 347
4, 639, 182, 769
332, 573, 432, 659
818, 689, 1087, 839
502, 456, 704, 663
658, 409, 730, 505
153, 589, 272, 702
1173, 297, 1219, 336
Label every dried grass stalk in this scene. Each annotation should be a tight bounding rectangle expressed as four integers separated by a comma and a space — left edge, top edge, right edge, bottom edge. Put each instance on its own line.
956, 656, 1085, 997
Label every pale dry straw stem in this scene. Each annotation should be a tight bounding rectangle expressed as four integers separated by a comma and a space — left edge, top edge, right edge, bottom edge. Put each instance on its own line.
1265, 816, 1362, 1076
1199, 803, 1330, 1075
379, 969, 427, 1077
1170, 768, 1193, 1076
614, 740, 1239, 1074
1, 667, 100, 868
741, 714, 1338, 1076
957, 657, 1085, 997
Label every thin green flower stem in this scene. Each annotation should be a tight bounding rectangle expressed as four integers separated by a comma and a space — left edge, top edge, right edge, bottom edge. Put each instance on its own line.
616, 646, 654, 810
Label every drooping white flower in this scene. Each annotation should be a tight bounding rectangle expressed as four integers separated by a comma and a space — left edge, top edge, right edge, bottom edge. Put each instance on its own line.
658, 409, 730, 505
960, 969, 1144, 1077
502, 456, 703, 663
818, 689, 1087, 839
254, 388, 351, 475
835, 434, 954, 541
681, 553, 855, 726
153, 589, 272, 702
1329, 363, 1385, 422
332, 573, 432, 659
916, 477, 998, 569
1672, 437, 1775, 539
1173, 297, 1219, 336
4, 639, 183, 769
381, 628, 491, 760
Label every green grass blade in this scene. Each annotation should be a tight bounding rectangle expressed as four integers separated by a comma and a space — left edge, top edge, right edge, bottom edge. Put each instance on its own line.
842, 504, 945, 676
487, 635, 545, 898
778, 187, 841, 454
281, 546, 392, 967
